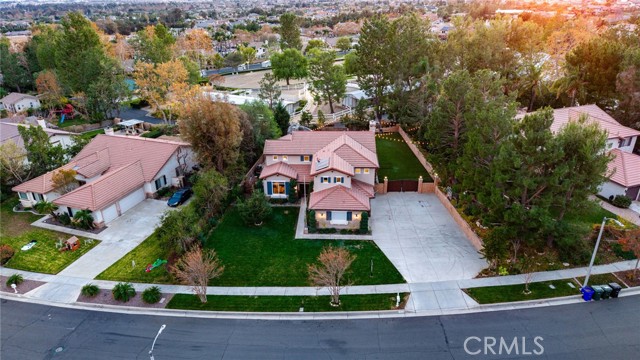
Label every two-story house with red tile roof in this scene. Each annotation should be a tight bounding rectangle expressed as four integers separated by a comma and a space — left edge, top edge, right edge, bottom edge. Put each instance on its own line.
260, 131, 378, 229
12, 134, 195, 227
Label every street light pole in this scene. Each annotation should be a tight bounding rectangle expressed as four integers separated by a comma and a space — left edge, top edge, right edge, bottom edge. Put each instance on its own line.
149, 324, 166, 360
583, 217, 624, 290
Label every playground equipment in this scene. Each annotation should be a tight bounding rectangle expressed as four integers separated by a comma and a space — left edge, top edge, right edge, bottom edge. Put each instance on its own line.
50, 104, 75, 123
145, 258, 167, 272
60, 236, 80, 252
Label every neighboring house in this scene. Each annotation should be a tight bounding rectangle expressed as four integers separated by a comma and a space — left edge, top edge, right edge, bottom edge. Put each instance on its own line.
342, 89, 368, 109
600, 149, 640, 201
260, 131, 378, 229
0, 117, 74, 152
520, 104, 640, 201
0, 93, 41, 113
12, 134, 196, 227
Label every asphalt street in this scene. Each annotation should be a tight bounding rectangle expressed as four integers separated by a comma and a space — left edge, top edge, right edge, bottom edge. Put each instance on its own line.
1, 296, 639, 359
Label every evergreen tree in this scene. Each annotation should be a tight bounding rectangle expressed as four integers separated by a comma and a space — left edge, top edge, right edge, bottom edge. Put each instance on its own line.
273, 102, 291, 135
278, 13, 302, 51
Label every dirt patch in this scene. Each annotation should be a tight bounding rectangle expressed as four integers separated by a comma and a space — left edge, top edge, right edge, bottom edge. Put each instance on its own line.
77, 290, 174, 309
614, 270, 640, 287
0, 276, 46, 294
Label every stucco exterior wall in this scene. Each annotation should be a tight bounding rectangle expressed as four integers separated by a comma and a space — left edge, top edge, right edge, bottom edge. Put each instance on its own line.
598, 181, 626, 200
314, 210, 362, 229
352, 170, 375, 185
313, 170, 352, 191
263, 175, 291, 198
264, 154, 313, 166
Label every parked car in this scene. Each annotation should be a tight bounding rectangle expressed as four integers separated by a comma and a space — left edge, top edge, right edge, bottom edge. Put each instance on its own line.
167, 187, 192, 207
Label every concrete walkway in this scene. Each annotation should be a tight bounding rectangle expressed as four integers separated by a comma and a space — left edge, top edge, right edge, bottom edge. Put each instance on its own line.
592, 196, 640, 226
371, 193, 487, 283
3, 258, 636, 313
26, 199, 169, 303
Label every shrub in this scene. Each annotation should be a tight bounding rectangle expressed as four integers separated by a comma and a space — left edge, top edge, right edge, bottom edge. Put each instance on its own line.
112, 282, 136, 302
81, 283, 100, 297
359, 212, 369, 234
59, 213, 72, 226
72, 209, 94, 230
288, 180, 298, 203
142, 286, 162, 304
237, 190, 272, 225
611, 195, 632, 209
0, 244, 15, 265
340, 229, 348, 234
6, 274, 23, 287
155, 186, 174, 198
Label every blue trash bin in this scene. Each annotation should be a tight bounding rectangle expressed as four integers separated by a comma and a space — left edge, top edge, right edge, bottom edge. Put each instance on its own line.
581, 286, 595, 301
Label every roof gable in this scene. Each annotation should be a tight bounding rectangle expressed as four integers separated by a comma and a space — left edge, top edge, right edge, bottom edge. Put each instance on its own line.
608, 149, 640, 187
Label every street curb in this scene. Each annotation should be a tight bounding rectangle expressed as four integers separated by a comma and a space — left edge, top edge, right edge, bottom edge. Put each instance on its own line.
2, 287, 638, 321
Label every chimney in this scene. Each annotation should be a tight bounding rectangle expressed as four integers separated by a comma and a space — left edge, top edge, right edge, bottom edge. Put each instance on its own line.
104, 127, 115, 136
369, 120, 377, 132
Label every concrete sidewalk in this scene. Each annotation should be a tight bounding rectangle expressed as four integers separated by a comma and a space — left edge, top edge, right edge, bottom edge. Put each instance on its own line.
592, 196, 640, 226
2, 259, 636, 313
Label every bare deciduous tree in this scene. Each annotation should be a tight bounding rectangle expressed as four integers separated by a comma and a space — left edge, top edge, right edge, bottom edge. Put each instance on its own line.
171, 247, 224, 303
308, 247, 355, 306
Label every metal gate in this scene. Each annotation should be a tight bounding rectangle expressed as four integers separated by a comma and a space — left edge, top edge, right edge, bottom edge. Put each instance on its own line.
387, 180, 419, 192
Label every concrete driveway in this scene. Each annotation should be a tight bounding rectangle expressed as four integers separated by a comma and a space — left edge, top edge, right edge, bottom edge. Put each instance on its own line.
371, 193, 487, 283
56, 199, 170, 279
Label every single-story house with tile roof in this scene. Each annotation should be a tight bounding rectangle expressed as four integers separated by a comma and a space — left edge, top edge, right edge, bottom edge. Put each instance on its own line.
12, 134, 195, 227
600, 149, 640, 201
518, 104, 640, 201
0, 92, 41, 113
260, 130, 378, 229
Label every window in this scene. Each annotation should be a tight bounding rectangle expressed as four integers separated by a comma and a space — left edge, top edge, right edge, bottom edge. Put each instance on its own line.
18, 192, 28, 200
272, 182, 286, 195
363, 168, 370, 174
283, 155, 288, 161
303, 155, 310, 162
320, 177, 331, 184
273, 155, 278, 160
154, 175, 167, 190
334, 176, 344, 184
355, 168, 361, 174
34, 193, 44, 202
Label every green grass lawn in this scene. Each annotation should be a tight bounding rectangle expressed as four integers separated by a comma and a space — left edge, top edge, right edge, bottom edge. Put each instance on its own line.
1, 199, 100, 274
96, 231, 173, 283
57, 117, 90, 128
97, 207, 405, 286
79, 129, 105, 139
575, 273, 624, 287
205, 207, 404, 286
562, 200, 618, 226
464, 279, 581, 304
166, 293, 409, 312
375, 132, 432, 181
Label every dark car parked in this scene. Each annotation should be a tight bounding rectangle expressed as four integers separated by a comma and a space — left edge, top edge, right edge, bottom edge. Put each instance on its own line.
167, 187, 192, 207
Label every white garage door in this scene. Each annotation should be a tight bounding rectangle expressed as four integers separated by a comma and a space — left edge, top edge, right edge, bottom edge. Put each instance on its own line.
330, 211, 348, 225
102, 204, 119, 223
118, 187, 145, 214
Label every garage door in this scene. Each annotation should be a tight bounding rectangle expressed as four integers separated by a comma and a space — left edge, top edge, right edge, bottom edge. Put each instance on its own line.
118, 188, 145, 214
102, 204, 119, 223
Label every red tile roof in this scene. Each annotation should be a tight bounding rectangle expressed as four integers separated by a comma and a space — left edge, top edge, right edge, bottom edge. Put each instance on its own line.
12, 135, 189, 209
264, 131, 376, 155
53, 161, 146, 211
289, 164, 312, 182
259, 161, 298, 179
351, 178, 375, 197
309, 185, 371, 211
608, 149, 640, 187
310, 152, 354, 176
518, 104, 640, 140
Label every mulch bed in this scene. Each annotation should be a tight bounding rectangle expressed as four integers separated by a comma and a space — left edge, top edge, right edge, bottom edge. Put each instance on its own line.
77, 291, 174, 309
42, 217, 107, 235
0, 275, 46, 294
614, 270, 640, 288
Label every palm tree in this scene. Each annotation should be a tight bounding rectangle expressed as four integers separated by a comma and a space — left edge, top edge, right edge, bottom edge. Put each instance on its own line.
552, 64, 587, 107
519, 61, 544, 111
34, 201, 58, 218
72, 209, 95, 230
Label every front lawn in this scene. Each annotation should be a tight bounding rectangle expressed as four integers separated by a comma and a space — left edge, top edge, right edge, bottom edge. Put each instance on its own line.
1, 198, 100, 274
205, 207, 404, 286
464, 279, 581, 304
96, 231, 173, 283
375, 132, 432, 181
97, 207, 405, 286
166, 293, 409, 312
